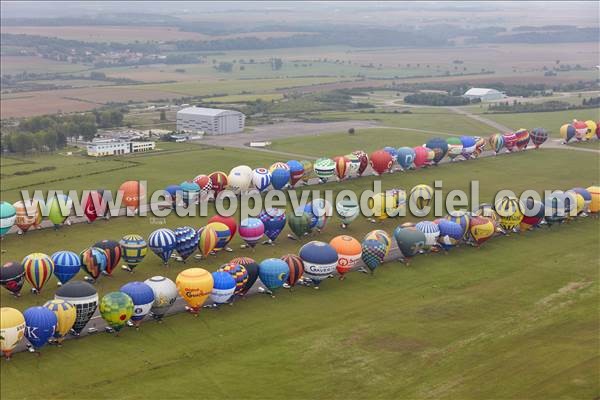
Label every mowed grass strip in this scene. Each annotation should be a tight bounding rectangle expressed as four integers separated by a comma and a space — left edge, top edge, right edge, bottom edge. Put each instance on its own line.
0, 219, 597, 399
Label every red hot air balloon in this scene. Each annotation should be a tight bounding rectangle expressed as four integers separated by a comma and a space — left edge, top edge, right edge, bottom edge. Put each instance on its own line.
413, 146, 428, 168
503, 132, 517, 152
333, 156, 349, 180
352, 150, 369, 176
369, 150, 393, 176
83, 191, 107, 223
208, 171, 228, 195
208, 215, 237, 239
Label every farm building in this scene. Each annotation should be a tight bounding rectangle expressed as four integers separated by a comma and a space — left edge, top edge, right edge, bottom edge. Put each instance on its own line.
463, 88, 506, 101
176, 106, 245, 135
87, 140, 155, 157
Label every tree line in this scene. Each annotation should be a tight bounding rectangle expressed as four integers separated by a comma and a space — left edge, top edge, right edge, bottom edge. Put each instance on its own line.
403, 93, 479, 106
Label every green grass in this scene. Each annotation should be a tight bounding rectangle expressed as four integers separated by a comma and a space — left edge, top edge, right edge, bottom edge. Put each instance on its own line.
483, 108, 600, 136
204, 93, 284, 103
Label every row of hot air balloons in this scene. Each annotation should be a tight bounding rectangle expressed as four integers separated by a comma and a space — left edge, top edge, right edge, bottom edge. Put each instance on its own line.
4, 183, 597, 358
559, 119, 599, 144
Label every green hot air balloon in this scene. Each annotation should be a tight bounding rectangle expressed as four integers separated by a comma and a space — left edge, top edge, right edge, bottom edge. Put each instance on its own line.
314, 158, 335, 183
99, 292, 133, 334
287, 211, 311, 239
393, 226, 426, 264
47, 195, 72, 229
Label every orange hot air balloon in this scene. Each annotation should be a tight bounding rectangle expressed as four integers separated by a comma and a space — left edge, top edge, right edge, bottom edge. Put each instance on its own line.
469, 216, 495, 246
13, 200, 41, 233
329, 235, 362, 279
197, 225, 218, 257
176, 268, 213, 314
333, 156, 349, 180
119, 181, 144, 211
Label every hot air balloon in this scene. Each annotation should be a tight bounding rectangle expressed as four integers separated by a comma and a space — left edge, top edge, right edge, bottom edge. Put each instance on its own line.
570, 187, 592, 215
572, 120, 587, 141
51, 251, 80, 285
180, 181, 200, 206
23, 306, 57, 351
22, 253, 54, 293
352, 150, 369, 175
54, 281, 98, 335
460, 136, 476, 159
300, 160, 313, 183
311, 198, 332, 231
314, 158, 336, 183
269, 162, 289, 173
415, 221, 440, 249
119, 181, 144, 213
174, 226, 199, 261
361, 239, 386, 274
559, 124, 576, 144
488, 134, 504, 155
299, 241, 338, 288
584, 120, 597, 140
13, 199, 41, 234
176, 268, 213, 314
287, 160, 305, 187
120, 281, 155, 327
473, 203, 500, 230
336, 198, 359, 228
197, 225, 218, 258
209, 271, 236, 305
193, 174, 213, 200
93, 240, 122, 276
252, 168, 272, 192
206, 222, 232, 252
529, 128, 548, 149
119, 234, 147, 272
520, 198, 545, 231
425, 138, 449, 165
334, 156, 349, 180
329, 235, 362, 279
228, 165, 253, 194
0, 308, 25, 359
165, 184, 181, 208
495, 196, 523, 231
544, 192, 568, 226
258, 258, 289, 295
393, 226, 426, 263
46, 194, 72, 228
1, 260, 25, 298
370, 150, 393, 175
364, 229, 392, 256
271, 168, 290, 190
144, 276, 178, 321
239, 218, 265, 248
565, 190, 585, 218
0, 202, 16, 238
469, 216, 495, 246
259, 208, 286, 243
436, 219, 463, 251
280, 254, 304, 288
473, 136, 486, 157
218, 263, 248, 296
397, 147, 415, 170
383, 146, 399, 166
345, 153, 361, 177
424, 147, 436, 166
208, 215, 237, 243
83, 190, 106, 223
231, 257, 259, 295
287, 211, 311, 239
368, 192, 397, 221
409, 184, 434, 212
148, 228, 177, 265
586, 186, 600, 213
42, 299, 75, 345
99, 292, 133, 334
514, 129, 530, 151
410, 146, 427, 168
208, 171, 228, 195
446, 137, 463, 161
80, 247, 107, 282
445, 210, 471, 238
503, 132, 518, 152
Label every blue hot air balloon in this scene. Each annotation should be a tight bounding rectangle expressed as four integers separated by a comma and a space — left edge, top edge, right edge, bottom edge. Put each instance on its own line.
286, 160, 304, 187
180, 181, 200, 206
437, 219, 463, 251
396, 147, 416, 170
303, 203, 320, 230
460, 136, 477, 160
258, 258, 289, 293
210, 271, 236, 304
271, 168, 290, 190
51, 250, 81, 285
23, 306, 57, 350
174, 226, 199, 261
165, 185, 181, 208
259, 208, 286, 243
383, 146, 399, 164
148, 228, 177, 265
299, 241, 338, 287
425, 138, 449, 165
120, 281, 155, 326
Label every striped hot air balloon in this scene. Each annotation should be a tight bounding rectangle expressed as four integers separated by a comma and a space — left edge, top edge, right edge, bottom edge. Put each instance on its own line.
206, 222, 231, 251
208, 171, 228, 195
230, 257, 259, 295
80, 247, 107, 281
13, 199, 41, 233
436, 219, 463, 251
148, 228, 177, 264
488, 134, 504, 155
252, 168, 272, 192
51, 250, 80, 285
174, 226, 199, 261
280, 254, 304, 287
530, 128, 548, 149
514, 128, 530, 151
119, 234, 147, 271
503, 132, 518, 152
218, 263, 248, 295
314, 158, 336, 183
239, 218, 265, 248
415, 221, 440, 249
334, 156, 349, 180
197, 225, 218, 257
22, 253, 54, 293
93, 240, 122, 275
494, 196, 524, 231
445, 210, 471, 239
42, 299, 76, 344
410, 184, 434, 211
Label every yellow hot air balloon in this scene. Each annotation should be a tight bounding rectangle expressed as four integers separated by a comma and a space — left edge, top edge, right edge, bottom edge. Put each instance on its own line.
494, 196, 523, 231
469, 216, 496, 246
176, 268, 213, 314
368, 192, 398, 221
43, 299, 76, 345
1, 307, 26, 360
585, 120, 597, 140
565, 191, 585, 217
587, 186, 600, 213
409, 184, 434, 211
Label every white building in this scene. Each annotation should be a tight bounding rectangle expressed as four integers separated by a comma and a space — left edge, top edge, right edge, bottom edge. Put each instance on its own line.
463, 88, 506, 101
176, 106, 245, 135
87, 140, 155, 157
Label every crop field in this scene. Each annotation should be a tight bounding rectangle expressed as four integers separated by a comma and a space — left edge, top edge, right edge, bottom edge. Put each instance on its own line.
0, 145, 598, 399
0, 56, 89, 75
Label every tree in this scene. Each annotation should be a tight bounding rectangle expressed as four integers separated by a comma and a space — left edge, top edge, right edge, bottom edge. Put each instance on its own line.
13, 133, 34, 154
271, 58, 283, 70
348, 128, 355, 135
160, 110, 167, 121
215, 62, 233, 73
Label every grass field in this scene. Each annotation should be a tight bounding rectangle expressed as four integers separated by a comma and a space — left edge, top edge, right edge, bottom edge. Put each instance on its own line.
483, 108, 600, 136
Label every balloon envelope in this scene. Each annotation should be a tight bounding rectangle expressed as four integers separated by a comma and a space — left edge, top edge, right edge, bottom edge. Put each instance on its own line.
210, 271, 236, 304
369, 150, 393, 175
176, 268, 213, 312
42, 299, 76, 340
259, 208, 286, 242
0, 307, 25, 358
23, 253, 54, 292
24, 306, 57, 349
55, 281, 98, 335
299, 241, 338, 284
148, 228, 177, 264
258, 258, 289, 291
120, 281, 155, 323
144, 276, 178, 320
93, 240, 122, 275
51, 251, 80, 284
119, 234, 147, 270
239, 218, 265, 248
0, 261, 25, 296
99, 292, 134, 332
